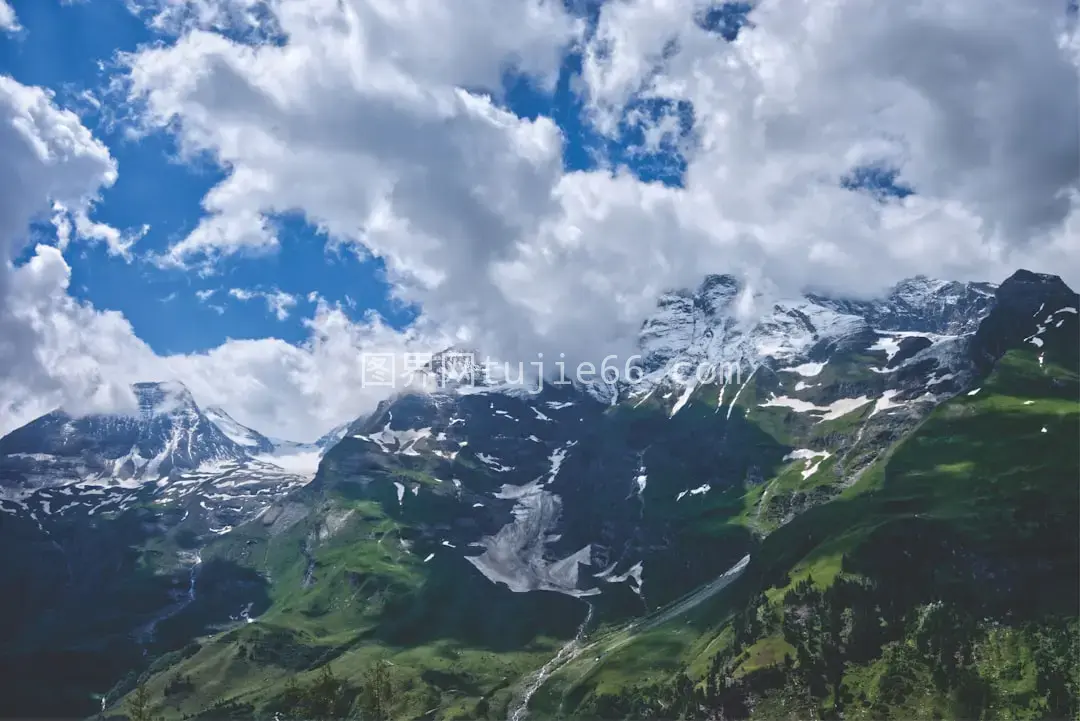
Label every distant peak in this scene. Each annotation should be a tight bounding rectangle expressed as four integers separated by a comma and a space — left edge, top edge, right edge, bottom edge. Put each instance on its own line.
700, 273, 740, 291
132, 381, 198, 416
133, 380, 191, 394
1001, 269, 1070, 289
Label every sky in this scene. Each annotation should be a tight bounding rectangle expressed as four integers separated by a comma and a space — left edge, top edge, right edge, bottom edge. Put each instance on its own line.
0, 0, 1077, 441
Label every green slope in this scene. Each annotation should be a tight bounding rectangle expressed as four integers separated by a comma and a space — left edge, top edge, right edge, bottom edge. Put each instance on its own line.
539, 345, 1079, 720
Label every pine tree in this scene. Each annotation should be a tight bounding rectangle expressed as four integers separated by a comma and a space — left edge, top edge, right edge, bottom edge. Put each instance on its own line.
124, 683, 160, 721
360, 659, 394, 721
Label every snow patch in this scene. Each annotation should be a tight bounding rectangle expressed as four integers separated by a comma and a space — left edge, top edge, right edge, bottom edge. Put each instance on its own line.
669, 380, 697, 417
634, 471, 647, 496
605, 561, 644, 596
531, 407, 553, 422
870, 389, 905, 417
477, 453, 513, 473
782, 361, 826, 377
356, 420, 432, 456
546, 442, 576, 485
869, 333, 903, 362
252, 450, 322, 477
784, 449, 832, 480
759, 395, 873, 422
678, 483, 711, 501
725, 365, 758, 420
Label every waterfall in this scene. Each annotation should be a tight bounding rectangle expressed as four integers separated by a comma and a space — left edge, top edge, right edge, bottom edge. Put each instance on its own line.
508, 601, 594, 721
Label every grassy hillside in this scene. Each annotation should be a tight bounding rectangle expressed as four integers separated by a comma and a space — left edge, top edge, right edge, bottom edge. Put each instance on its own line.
538, 346, 1079, 719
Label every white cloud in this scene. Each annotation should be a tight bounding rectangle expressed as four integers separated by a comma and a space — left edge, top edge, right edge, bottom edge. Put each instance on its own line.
2, 0, 1079, 444
0, 244, 158, 427
577, 0, 1080, 292
0, 75, 133, 421
0, 249, 447, 440
162, 302, 452, 441
0, 73, 441, 442
51, 201, 149, 259
227, 286, 298, 320
0, 1, 19, 32
115, 0, 1079, 375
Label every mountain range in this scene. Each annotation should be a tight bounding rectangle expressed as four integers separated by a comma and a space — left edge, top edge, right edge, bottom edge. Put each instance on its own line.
0, 269, 1076, 720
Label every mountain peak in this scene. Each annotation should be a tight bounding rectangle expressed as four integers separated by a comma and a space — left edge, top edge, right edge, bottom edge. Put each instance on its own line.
132, 381, 198, 418
1000, 269, 1071, 291
699, 273, 740, 292
970, 269, 1078, 371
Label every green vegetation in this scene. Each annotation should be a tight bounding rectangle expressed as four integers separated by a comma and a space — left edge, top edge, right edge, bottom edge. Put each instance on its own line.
539, 347, 1080, 719
98, 317, 1080, 720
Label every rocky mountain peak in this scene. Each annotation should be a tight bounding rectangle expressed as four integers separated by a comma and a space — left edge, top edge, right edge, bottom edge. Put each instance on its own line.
0, 381, 249, 486
132, 380, 199, 419
997, 269, 1074, 302
971, 270, 1079, 370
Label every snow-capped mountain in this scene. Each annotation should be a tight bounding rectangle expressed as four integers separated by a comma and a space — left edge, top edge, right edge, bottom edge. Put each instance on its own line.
203, 407, 351, 475
617, 273, 977, 418
0, 381, 314, 532
809, 276, 999, 335
0, 381, 249, 489
203, 406, 349, 457
299, 270, 1076, 609
203, 406, 277, 454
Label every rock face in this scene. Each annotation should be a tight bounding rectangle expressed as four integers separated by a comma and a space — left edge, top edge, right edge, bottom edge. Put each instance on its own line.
971, 270, 1079, 370
810, 276, 999, 334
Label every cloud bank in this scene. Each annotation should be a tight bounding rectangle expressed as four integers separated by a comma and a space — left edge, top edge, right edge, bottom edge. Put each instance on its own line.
1, 0, 1077, 439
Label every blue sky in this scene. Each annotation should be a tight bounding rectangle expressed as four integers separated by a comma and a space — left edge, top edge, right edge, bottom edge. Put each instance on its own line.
1, 0, 1075, 440
0, 0, 756, 356
2, 0, 414, 354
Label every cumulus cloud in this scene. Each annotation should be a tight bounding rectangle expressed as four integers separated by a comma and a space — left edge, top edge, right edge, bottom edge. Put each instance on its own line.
0, 251, 448, 440
163, 302, 452, 441
51, 201, 150, 260
581, 0, 1080, 288
116, 0, 1079, 374
227, 287, 299, 320
0, 75, 131, 420
0, 1, 18, 32
0, 73, 444, 441
0, 244, 154, 427
3, 0, 1079, 441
